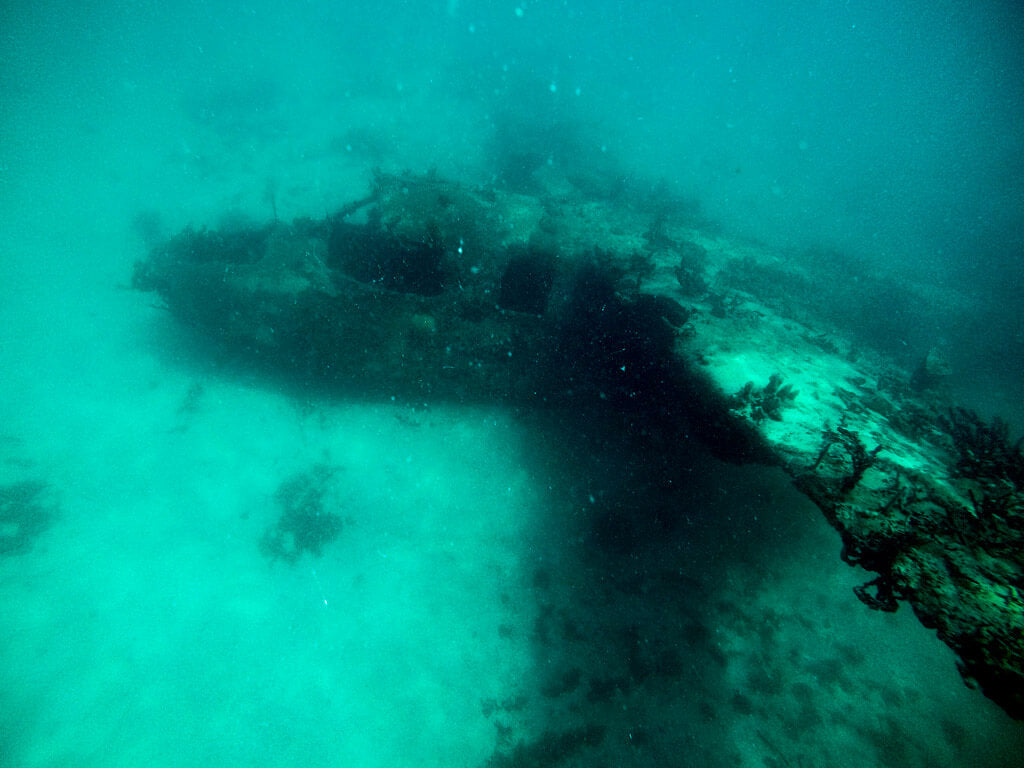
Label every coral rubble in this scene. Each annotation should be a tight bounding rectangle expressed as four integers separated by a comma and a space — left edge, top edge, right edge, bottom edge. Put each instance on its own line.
260, 465, 343, 563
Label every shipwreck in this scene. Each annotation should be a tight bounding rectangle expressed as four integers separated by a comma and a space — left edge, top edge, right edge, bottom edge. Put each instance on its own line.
133, 170, 1024, 720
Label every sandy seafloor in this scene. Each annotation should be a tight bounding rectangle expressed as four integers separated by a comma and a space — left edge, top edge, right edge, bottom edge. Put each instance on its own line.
3, 32, 1024, 768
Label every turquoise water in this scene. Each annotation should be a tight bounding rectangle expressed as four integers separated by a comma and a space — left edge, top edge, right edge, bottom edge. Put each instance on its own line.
2, 2, 1023, 766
